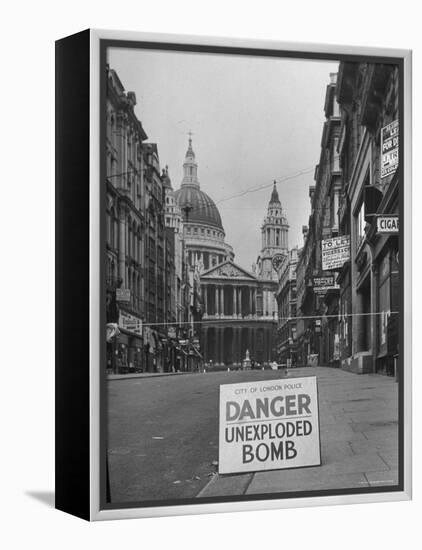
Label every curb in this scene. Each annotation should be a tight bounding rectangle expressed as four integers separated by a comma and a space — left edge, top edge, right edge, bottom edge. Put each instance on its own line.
196, 472, 254, 498
107, 372, 194, 381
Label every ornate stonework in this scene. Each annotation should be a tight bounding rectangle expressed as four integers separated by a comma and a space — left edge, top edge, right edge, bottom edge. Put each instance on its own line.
203, 261, 256, 280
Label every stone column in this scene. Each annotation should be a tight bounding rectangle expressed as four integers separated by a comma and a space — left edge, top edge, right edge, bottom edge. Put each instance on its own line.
239, 287, 243, 317
204, 285, 208, 315
249, 287, 253, 316
221, 287, 225, 317
233, 285, 237, 317
215, 286, 219, 316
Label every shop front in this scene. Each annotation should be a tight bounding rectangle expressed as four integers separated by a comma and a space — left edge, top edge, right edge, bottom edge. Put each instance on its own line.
375, 245, 399, 376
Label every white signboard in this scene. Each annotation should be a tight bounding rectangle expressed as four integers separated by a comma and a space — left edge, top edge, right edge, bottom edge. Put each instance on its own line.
377, 216, 399, 234
321, 235, 350, 271
218, 376, 320, 474
116, 288, 131, 302
381, 120, 399, 178
118, 311, 142, 335
313, 275, 339, 294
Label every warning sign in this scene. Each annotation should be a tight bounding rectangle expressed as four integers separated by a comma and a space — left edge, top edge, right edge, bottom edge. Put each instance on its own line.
321, 235, 350, 271
381, 120, 399, 179
218, 376, 321, 474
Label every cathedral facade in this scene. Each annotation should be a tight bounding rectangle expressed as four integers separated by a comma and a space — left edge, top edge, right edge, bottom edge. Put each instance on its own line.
174, 138, 289, 368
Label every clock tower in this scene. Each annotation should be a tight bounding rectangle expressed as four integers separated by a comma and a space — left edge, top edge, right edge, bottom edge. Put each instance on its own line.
256, 181, 289, 280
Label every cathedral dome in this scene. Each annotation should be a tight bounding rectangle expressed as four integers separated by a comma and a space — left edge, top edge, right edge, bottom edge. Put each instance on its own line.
174, 185, 224, 230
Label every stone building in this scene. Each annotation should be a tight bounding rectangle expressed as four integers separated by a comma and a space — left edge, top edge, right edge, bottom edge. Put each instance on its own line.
162, 167, 184, 327
295, 63, 400, 376
276, 247, 300, 367
295, 73, 343, 368
174, 136, 234, 272
256, 181, 289, 281
185, 178, 287, 369
105, 67, 195, 374
335, 61, 399, 375
105, 68, 147, 374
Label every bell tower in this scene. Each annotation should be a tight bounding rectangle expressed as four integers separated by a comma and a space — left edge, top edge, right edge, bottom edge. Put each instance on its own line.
181, 132, 200, 188
257, 181, 289, 280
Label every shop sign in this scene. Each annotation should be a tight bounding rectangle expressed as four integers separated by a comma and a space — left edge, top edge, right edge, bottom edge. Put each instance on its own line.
381, 120, 399, 178
218, 377, 321, 474
312, 275, 339, 294
377, 215, 399, 234
116, 288, 131, 302
118, 311, 142, 335
321, 235, 350, 271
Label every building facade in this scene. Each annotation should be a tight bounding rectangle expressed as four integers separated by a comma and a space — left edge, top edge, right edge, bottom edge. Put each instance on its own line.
194, 183, 286, 369
295, 63, 400, 376
105, 68, 147, 374
295, 74, 342, 367
336, 61, 399, 375
276, 247, 299, 367
105, 67, 199, 374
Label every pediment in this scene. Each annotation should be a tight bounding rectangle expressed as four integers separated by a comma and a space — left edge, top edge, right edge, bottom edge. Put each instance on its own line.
201, 261, 258, 281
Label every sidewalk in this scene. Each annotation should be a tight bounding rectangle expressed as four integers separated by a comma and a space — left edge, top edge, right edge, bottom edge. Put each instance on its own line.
198, 366, 398, 497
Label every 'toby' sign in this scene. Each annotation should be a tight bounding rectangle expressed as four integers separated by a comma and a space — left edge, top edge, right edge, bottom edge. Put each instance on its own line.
219, 376, 321, 474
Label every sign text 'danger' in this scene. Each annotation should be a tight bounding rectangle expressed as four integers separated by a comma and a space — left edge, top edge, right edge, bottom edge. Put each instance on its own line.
218, 377, 321, 474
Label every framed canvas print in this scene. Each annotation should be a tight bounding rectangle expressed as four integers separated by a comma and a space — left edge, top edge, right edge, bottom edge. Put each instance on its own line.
55, 29, 412, 521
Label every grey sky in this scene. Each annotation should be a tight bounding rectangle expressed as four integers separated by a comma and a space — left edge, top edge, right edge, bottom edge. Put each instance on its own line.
108, 47, 338, 270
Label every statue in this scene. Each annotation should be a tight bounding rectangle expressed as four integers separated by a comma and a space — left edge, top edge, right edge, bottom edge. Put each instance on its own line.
242, 348, 252, 370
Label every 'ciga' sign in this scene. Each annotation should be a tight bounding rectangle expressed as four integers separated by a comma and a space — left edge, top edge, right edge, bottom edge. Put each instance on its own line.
377, 216, 399, 234
218, 377, 321, 474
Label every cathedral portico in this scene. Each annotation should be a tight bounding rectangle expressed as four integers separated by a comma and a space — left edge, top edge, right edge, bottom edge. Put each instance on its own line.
200, 260, 276, 368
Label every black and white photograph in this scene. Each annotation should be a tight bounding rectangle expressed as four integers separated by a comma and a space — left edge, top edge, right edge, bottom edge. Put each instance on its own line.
102, 40, 404, 508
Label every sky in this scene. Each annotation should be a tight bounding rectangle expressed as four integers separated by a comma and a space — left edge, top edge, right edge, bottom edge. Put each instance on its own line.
108, 47, 339, 271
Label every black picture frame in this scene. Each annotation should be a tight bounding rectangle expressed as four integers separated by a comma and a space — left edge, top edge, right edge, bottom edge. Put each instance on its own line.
55, 29, 412, 521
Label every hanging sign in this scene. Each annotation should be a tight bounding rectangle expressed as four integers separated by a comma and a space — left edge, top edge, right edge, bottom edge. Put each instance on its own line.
218, 376, 321, 474
312, 275, 339, 294
118, 311, 142, 335
321, 235, 350, 271
377, 215, 399, 234
381, 120, 399, 178
116, 288, 131, 302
